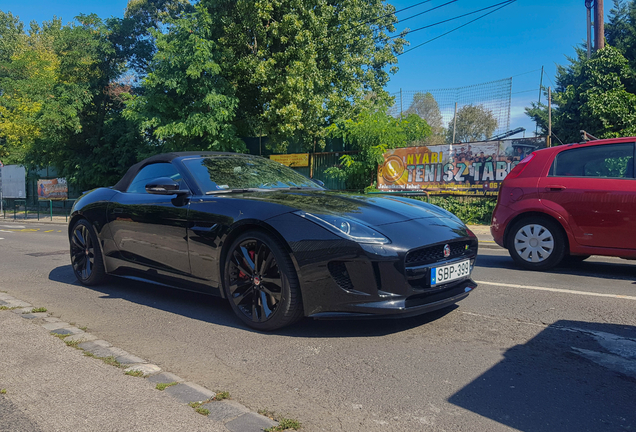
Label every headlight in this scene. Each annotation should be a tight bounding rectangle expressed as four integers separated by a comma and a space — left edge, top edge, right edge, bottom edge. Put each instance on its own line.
294, 211, 390, 244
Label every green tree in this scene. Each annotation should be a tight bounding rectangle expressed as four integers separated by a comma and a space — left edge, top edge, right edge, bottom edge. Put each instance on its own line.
404, 92, 445, 145
446, 104, 498, 143
0, 11, 26, 63
108, 0, 194, 76
526, 46, 636, 143
605, 0, 636, 77
324, 104, 431, 190
0, 14, 144, 189
200, 0, 406, 152
124, 6, 244, 153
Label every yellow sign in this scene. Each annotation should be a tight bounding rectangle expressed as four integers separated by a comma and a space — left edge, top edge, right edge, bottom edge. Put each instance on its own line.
270, 153, 309, 167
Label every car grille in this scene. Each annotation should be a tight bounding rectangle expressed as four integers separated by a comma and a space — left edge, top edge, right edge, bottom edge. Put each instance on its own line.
405, 240, 477, 266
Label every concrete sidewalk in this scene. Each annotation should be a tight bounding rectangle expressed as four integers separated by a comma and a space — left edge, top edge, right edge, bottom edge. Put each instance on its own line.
0, 296, 278, 432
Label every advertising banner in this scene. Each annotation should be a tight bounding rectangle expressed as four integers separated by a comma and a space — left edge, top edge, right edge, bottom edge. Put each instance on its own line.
377, 138, 545, 196
270, 153, 309, 167
37, 178, 68, 200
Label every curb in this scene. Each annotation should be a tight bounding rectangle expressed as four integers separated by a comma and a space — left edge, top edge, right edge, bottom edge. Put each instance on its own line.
0, 217, 68, 226
478, 241, 504, 250
0, 295, 284, 432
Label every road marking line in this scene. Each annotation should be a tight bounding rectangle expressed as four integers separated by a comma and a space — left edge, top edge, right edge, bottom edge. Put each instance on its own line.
0, 230, 14, 233
0, 238, 3, 240
0, 225, 25, 229
44, 230, 54, 233
475, 280, 636, 301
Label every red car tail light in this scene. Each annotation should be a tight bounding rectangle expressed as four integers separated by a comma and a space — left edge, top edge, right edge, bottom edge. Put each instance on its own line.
506, 152, 536, 180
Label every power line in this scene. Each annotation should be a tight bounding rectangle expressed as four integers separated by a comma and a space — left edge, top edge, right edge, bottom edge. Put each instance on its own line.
356, 0, 445, 29
512, 88, 539, 95
396, 0, 459, 26
511, 68, 542, 78
354, 0, 434, 29
398, 0, 516, 56
392, 0, 516, 40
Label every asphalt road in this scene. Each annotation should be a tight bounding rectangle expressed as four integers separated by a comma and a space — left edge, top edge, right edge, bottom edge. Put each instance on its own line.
1, 221, 634, 432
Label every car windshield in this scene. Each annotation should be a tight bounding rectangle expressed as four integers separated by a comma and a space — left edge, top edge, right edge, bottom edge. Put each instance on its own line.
182, 155, 323, 193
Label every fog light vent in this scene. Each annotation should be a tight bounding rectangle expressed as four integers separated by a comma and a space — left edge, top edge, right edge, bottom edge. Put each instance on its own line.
328, 261, 354, 292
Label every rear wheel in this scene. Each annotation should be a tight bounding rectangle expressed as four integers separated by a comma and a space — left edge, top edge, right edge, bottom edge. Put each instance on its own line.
223, 231, 303, 331
507, 218, 565, 271
70, 219, 107, 285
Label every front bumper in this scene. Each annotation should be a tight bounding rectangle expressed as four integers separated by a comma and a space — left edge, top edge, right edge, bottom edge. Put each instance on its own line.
308, 279, 476, 319
292, 235, 478, 318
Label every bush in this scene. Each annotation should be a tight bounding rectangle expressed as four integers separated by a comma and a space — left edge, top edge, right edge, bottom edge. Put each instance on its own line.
422, 196, 496, 225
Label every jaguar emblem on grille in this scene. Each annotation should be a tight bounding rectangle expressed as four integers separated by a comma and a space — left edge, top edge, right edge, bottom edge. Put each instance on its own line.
443, 244, 451, 258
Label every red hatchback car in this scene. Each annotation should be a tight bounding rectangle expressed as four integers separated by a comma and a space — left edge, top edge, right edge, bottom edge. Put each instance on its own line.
491, 137, 636, 270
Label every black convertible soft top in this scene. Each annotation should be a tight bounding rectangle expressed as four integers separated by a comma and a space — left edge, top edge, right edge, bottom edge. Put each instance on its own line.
112, 151, 257, 192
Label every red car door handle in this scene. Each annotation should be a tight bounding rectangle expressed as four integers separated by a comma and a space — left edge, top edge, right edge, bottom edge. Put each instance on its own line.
545, 185, 566, 191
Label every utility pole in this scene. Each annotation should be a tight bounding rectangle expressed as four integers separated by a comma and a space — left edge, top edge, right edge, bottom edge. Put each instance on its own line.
585, 0, 593, 58
594, 0, 604, 51
452, 102, 458, 145
400, 88, 403, 119
548, 87, 552, 147
535, 66, 544, 135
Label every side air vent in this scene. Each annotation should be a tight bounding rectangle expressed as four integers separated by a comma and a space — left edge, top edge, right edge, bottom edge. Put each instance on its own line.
328, 261, 354, 292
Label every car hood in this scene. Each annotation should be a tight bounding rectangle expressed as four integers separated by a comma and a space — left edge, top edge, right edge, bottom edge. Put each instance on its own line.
236, 190, 462, 227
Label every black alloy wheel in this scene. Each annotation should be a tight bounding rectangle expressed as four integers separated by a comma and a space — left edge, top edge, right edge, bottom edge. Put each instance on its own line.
70, 219, 106, 285
224, 231, 303, 331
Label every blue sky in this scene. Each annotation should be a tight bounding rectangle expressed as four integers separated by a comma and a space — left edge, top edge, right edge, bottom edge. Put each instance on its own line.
1, 0, 600, 137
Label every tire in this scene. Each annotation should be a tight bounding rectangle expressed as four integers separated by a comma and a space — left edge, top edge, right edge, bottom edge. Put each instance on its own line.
223, 230, 303, 331
507, 218, 566, 271
69, 219, 107, 285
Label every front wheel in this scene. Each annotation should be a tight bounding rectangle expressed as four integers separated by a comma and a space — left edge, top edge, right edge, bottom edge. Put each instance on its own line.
70, 219, 107, 285
223, 231, 303, 331
507, 218, 565, 271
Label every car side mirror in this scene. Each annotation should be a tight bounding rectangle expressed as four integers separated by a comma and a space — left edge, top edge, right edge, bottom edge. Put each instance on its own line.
145, 177, 190, 196
312, 179, 325, 188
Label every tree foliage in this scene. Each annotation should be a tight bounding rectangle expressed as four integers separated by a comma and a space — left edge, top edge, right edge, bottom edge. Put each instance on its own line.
108, 0, 194, 76
324, 104, 431, 190
446, 104, 497, 143
526, 2, 636, 144
404, 92, 445, 145
0, 13, 143, 188
200, 0, 406, 152
0, 0, 408, 189
526, 46, 636, 143
124, 6, 244, 154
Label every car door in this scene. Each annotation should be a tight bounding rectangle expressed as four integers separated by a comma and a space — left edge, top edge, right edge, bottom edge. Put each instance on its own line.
107, 162, 192, 275
538, 142, 636, 249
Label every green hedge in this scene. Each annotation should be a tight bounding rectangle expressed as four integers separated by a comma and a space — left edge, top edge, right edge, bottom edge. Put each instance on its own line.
420, 196, 497, 225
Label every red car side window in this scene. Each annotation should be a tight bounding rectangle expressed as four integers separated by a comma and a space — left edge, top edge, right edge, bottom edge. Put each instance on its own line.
550, 143, 635, 179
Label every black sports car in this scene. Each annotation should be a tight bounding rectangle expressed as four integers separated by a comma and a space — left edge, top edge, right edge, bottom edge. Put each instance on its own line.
69, 152, 478, 330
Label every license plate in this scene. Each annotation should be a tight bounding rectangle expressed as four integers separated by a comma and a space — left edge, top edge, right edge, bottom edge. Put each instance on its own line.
431, 260, 471, 286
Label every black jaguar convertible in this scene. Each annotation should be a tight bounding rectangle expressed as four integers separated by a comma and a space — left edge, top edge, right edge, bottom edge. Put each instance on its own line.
69, 152, 478, 330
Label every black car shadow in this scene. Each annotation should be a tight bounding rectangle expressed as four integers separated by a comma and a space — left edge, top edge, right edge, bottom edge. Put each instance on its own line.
49, 265, 459, 337
476, 250, 636, 283
448, 320, 636, 432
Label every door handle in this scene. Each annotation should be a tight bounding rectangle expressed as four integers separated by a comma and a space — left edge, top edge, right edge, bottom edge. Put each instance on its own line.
545, 185, 566, 191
